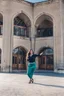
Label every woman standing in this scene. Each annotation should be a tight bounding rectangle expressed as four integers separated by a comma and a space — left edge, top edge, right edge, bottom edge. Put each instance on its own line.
26, 49, 42, 84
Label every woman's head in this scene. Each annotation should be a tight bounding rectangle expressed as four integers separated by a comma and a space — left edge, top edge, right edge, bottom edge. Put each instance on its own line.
29, 49, 34, 55
26, 49, 34, 60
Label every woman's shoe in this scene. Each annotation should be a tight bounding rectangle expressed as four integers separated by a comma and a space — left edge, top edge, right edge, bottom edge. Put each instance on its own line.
29, 79, 34, 84
29, 79, 32, 84
31, 78, 34, 83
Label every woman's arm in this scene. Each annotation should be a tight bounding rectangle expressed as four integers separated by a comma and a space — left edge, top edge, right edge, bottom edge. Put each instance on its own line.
34, 54, 40, 57
34, 52, 43, 57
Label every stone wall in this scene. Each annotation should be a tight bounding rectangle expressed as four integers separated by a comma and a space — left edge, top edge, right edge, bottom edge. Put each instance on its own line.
0, 0, 64, 72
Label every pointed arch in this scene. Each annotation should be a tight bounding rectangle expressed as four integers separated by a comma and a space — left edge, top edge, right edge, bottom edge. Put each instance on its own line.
12, 46, 27, 70
35, 14, 53, 38
38, 47, 54, 70
13, 12, 31, 37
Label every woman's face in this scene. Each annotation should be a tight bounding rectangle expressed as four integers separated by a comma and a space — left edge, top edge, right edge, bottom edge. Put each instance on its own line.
30, 50, 33, 55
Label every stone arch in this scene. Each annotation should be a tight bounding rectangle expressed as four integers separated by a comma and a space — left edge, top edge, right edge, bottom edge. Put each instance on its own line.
14, 12, 31, 27
13, 46, 28, 52
12, 11, 32, 23
35, 13, 53, 38
37, 46, 53, 54
35, 12, 54, 25
12, 46, 27, 70
13, 12, 31, 37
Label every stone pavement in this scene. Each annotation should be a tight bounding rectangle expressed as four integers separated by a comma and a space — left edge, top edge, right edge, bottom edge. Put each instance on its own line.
0, 72, 64, 96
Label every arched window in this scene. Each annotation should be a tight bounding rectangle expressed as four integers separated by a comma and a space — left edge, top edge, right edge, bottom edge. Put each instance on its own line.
37, 20, 53, 37
14, 13, 31, 37
43, 48, 53, 55
35, 15, 53, 38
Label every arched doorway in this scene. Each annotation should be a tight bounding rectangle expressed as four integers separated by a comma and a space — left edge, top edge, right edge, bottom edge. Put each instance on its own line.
12, 47, 27, 70
14, 13, 31, 37
38, 47, 54, 70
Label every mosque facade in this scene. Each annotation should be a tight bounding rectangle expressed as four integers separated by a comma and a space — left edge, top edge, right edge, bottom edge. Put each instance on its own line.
0, 0, 64, 72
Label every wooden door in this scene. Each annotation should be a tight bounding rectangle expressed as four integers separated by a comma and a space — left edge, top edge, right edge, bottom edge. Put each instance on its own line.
12, 54, 26, 70
12, 54, 18, 70
39, 55, 53, 70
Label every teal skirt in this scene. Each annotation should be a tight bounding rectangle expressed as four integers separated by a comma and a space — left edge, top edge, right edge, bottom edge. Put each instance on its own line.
27, 62, 36, 79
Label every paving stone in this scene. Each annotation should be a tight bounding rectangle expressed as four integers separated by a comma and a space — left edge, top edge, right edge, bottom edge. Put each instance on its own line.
0, 73, 64, 96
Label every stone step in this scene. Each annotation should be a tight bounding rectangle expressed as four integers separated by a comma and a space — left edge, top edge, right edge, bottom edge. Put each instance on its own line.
12, 70, 53, 73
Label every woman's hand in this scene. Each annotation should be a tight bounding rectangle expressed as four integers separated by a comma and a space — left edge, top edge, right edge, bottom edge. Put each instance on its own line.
40, 52, 43, 56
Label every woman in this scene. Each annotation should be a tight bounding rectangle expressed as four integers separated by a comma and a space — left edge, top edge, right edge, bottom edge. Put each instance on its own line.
27, 49, 42, 84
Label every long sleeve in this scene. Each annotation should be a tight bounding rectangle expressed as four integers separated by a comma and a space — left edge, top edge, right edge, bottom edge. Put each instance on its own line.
34, 54, 40, 57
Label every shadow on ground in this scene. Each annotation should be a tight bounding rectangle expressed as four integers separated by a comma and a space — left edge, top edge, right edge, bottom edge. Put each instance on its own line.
33, 82, 64, 89
34, 71, 64, 78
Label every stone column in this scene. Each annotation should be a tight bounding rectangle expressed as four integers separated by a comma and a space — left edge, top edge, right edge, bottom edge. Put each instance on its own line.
62, 2, 64, 67
60, 1, 64, 69
54, 15, 64, 72
1, 12, 13, 72
32, 26, 36, 53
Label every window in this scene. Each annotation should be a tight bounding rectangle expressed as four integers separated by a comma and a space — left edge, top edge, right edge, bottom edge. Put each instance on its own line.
37, 28, 53, 37
36, 19, 53, 38
43, 48, 53, 55
14, 25, 28, 37
14, 16, 29, 37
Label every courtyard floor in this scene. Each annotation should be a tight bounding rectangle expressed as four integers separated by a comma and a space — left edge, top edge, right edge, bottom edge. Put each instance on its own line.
0, 72, 64, 96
